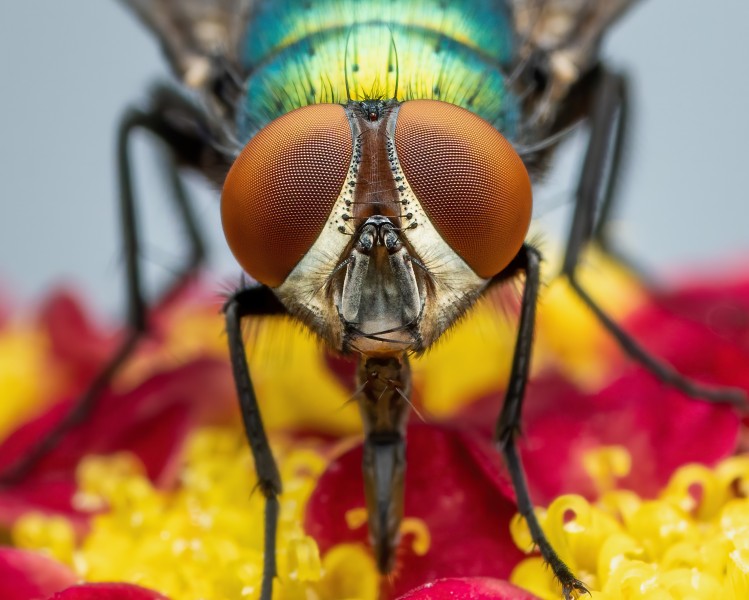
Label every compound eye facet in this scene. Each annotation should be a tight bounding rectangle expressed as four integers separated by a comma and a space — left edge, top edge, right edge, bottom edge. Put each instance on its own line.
394, 99, 532, 278
221, 104, 352, 287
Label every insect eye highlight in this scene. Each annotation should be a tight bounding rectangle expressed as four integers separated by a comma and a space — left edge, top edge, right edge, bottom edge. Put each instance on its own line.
394, 99, 532, 278
221, 104, 352, 287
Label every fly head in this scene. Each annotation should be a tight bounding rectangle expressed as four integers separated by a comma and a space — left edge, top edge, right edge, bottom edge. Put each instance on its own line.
220, 98, 533, 357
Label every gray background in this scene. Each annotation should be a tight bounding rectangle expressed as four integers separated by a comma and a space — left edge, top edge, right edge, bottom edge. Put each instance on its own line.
0, 1, 747, 316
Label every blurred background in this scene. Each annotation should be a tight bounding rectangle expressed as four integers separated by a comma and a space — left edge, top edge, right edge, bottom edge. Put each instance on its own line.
0, 1, 747, 317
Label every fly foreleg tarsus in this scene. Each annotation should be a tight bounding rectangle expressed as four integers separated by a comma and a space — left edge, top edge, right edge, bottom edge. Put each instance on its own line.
562, 68, 747, 410
504, 443, 589, 600
0, 89, 222, 486
491, 244, 590, 598
223, 284, 287, 600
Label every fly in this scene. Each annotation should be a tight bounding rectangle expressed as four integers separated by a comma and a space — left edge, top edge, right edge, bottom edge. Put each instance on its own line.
2, 1, 745, 599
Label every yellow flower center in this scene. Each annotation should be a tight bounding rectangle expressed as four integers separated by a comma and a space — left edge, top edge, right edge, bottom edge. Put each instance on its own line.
13, 427, 380, 600
511, 454, 749, 600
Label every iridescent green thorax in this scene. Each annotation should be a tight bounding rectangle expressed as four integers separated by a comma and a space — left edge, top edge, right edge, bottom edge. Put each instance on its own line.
238, 0, 519, 139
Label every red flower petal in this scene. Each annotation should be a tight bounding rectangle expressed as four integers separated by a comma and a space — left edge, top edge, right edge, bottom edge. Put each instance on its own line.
323, 352, 357, 391
0, 480, 82, 531
0, 358, 234, 527
460, 369, 739, 504
306, 424, 523, 598
396, 577, 540, 599
625, 276, 749, 391
47, 583, 169, 599
0, 547, 77, 600
524, 373, 739, 500
39, 290, 119, 385
38, 282, 224, 395
456, 270, 748, 503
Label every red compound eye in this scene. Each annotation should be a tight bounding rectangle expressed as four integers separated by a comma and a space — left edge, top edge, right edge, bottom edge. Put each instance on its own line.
221, 104, 352, 287
394, 100, 532, 278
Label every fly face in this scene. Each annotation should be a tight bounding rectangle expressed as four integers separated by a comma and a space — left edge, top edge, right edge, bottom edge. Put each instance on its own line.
221, 98, 532, 356
336, 214, 424, 355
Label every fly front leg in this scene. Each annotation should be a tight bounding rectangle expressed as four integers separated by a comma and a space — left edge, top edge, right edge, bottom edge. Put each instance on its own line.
493, 244, 588, 599
562, 69, 745, 408
356, 355, 411, 574
0, 86, 225, 484
224, 284, 287, 600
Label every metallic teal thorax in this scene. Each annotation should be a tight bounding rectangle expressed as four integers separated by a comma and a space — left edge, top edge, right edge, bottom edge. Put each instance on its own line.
238, 0, 519, 139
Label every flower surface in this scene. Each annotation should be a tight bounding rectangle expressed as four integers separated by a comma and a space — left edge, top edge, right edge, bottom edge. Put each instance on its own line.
0, 256, 747, 599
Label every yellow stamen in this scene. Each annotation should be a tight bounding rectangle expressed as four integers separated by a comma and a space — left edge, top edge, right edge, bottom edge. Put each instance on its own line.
583, 446, 632, 495
13, 512, 76, 565
11, 427, 380, 600
318, 544, 378, 600
401, 517, 431, 556
511, 454, 749, 599
286, 536, 322, 581
345, 507, 368, 531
